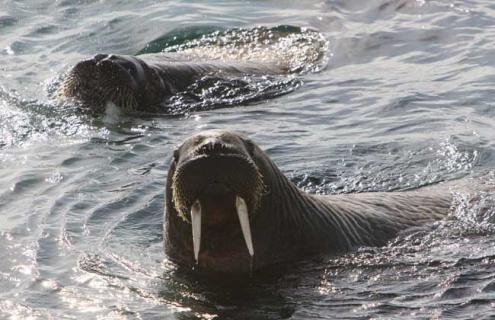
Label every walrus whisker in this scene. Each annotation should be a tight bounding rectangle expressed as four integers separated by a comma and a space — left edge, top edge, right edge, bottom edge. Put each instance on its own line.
112, 88, 137, 111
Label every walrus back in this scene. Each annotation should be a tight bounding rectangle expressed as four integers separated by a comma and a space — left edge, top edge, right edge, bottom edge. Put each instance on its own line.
313, 191, 451, 250
139, 52, 290, 78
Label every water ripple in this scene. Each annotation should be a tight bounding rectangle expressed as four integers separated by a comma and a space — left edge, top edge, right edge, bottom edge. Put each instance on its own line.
2, 0, 495, 319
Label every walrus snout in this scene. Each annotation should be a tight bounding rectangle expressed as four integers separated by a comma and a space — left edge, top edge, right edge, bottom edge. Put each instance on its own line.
58, 54, 166, 111
171, 149, 263, 217
172, 131, 265, 213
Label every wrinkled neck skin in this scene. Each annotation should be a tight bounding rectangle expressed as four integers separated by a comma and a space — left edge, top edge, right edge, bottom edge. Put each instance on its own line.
164, 150, 453, 275
241, 154, 453, 263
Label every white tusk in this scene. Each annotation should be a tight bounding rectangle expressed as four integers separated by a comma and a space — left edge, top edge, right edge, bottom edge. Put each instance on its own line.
190, 200, 202, 264
236, 196, 254, 257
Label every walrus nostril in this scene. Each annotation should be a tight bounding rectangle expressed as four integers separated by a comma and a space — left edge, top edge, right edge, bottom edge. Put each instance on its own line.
97, 59, 123, 79
100, 54, 117, 61
72, 59, 96, 74
95, 55, 146, 85
198, 141, 229, 155
98, 59, 119, 70
94, 58, 139, 91
93, 54, 109, 62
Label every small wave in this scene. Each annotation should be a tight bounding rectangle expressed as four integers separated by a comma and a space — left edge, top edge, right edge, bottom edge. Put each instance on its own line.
0, 84, 117, 149
293, 137, 478, 195
133, 25, 328, 114
165, 75, 301, 115
448, 180, 495, 235
161, 25, 329, 74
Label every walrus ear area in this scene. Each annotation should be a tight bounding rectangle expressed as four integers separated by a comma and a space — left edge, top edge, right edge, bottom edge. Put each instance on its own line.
172, 148, 180, 162
172, 142, 189, 163
166, 154, 177, 197
165, 154, 190, 223
242, 138, 256, 156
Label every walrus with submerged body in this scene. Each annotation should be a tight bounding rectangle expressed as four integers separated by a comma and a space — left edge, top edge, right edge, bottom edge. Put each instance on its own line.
57, 53, 289, 113
164, 130, 490, 275
56, 26, 327, 113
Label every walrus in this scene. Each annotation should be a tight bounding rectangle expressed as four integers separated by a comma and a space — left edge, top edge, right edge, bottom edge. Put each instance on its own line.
57, 53, 289, 113
164, 130, 482, 275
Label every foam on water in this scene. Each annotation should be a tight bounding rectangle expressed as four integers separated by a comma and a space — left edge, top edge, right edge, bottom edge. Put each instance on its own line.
165, 26, 329, 73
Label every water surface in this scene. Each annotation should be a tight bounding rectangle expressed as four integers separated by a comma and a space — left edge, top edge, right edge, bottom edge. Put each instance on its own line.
2, 0, 495, 319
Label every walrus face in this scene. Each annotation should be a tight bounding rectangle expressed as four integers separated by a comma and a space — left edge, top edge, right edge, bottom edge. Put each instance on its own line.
166, 130, 266, 273
57, 54, 167, 112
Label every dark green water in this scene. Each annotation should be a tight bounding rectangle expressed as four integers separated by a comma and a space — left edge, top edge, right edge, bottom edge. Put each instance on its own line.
2, 0, 495, 319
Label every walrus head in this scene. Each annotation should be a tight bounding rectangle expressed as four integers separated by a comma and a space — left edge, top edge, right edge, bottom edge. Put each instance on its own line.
57, 54, 169, 112
164, 130, 276, 274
